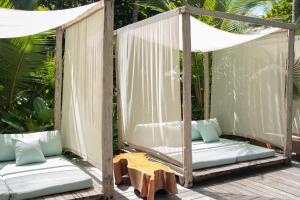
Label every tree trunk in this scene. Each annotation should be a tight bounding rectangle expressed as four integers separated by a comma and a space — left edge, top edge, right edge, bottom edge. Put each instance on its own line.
132, 1, 139, 22
293, 0, 300, 23
194, 77, 203, 107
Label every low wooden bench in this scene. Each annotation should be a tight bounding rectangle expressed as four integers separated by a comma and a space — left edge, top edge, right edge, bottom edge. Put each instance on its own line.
113, 153, 177, 200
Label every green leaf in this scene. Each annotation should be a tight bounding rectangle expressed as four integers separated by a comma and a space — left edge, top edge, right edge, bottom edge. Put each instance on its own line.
37, 108, 54, 123
25, 119, 40, 131
1, 118, 25, 131
33, 97, 49, 113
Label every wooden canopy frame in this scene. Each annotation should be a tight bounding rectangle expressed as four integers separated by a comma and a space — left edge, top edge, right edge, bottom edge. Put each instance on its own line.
54, 0, 114, 198
115, 5, 295, 188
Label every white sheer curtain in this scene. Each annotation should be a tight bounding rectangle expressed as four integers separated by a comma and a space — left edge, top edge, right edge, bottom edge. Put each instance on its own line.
292, 36, 300, 135
117, 15, 183, 163
211, 32, 288, 148
61, 9, 104, 169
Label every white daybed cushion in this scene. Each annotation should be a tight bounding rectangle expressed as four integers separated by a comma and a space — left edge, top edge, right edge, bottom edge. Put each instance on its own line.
235, 144, 275, 162
151, 139, 275, 169
0, 177, 9, 200
0, 156, 92, 200
191, 139, 275, 170
192, 145, 238, 170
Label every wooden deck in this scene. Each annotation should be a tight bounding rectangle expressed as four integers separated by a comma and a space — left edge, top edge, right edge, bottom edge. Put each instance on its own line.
33, 157, 300, 200
114, 157, 300, 200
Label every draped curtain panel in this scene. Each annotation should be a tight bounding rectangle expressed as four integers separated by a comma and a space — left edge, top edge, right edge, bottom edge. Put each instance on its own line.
61, 9, 104, 169
117, 15, 184, 163
211, 32, 288, 148
292, 37, 300, 135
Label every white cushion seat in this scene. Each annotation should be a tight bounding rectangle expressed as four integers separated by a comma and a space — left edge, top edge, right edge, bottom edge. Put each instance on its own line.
0, 177, 9, 200
0, 156, 92, 200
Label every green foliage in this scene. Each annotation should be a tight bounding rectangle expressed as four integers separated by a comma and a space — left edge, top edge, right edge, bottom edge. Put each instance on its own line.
0, 0, 55, 133
265, 0, 293, 22
137, 0, 276, 32
0, 33, 54, 110
36, 0, 91, 9
0, 0, 13, 8
1, 97, 54, 133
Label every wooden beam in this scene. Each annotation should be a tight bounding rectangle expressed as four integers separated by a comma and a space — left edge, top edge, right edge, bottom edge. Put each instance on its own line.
182, 6, 296, 30
115, 36, 125, 150
204, 52, 210, 120
116, 8, 180, 34
284, 29, 295, 159
54, 28, 63, 131
61, 1, 104, 29
182, 12, 193, 188
101, 0, 114, 198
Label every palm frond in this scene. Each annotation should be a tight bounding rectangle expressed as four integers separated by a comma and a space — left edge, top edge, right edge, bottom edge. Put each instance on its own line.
0, 31, 55, 109
0, 0, 13, 8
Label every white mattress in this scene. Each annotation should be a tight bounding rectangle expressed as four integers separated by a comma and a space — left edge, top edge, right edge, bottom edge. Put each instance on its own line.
152, 138, 243, 158
0, 156, 93, 200
152, 139, 275, 169
0, 177, 9, 200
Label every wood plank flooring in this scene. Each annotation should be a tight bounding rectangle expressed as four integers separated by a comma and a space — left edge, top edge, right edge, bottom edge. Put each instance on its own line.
114, 158, 300, 200
33, 157, 300, 200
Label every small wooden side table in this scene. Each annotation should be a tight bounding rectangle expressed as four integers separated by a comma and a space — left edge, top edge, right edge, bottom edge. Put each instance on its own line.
113, 153, 178, 200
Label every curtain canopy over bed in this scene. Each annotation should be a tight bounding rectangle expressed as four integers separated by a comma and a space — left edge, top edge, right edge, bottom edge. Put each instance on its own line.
0, 1, 114, 196
116, 12, 290, 165
0, 0, 108, 172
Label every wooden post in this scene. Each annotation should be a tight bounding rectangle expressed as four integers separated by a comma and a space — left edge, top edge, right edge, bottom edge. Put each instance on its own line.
182, 12, 193, 188
285, 29, 295, 159
54, 28, 63, 130
204, 52, 210, 120
102, 0, 114, 198
115, 36, 125, 149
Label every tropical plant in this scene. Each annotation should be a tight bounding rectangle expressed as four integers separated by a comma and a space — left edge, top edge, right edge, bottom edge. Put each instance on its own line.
265, 1, 300, 99
0, 0, 12, 8
265, 0, 293, 22
0, 0, 56, 133
0, 32, 56, 133
137, 0, 277, 32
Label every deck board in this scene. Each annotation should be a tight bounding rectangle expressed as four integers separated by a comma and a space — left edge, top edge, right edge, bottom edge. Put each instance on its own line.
114, 159, 300, 200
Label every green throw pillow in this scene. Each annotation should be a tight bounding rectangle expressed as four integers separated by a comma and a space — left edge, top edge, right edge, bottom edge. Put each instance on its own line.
198, 121, 220, 143
13, 139, 46, 166
191, 121, 201, 140
39, 130, 62, 156
210, 118, 222, 136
